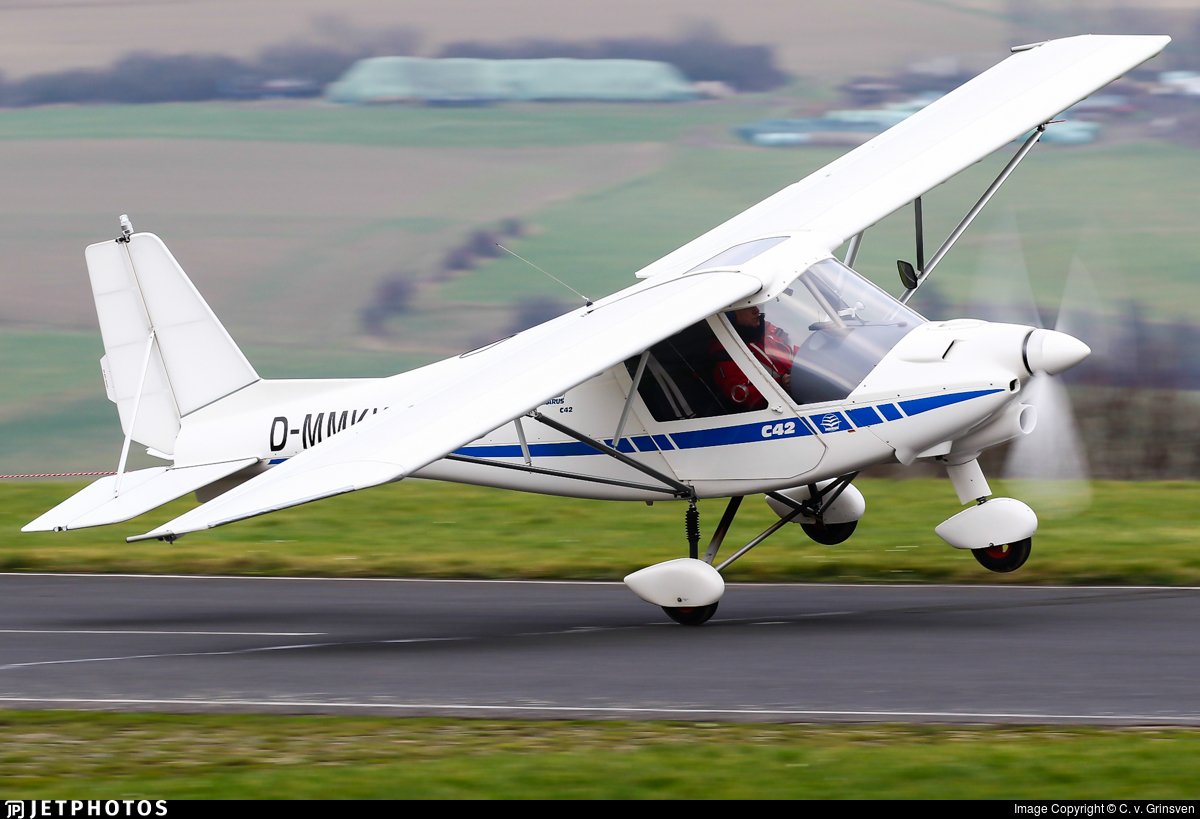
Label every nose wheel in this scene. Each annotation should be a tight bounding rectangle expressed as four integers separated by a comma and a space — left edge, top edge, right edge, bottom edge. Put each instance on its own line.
971, 537, 1032, 573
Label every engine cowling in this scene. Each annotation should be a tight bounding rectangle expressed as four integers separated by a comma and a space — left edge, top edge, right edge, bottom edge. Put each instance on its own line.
945, 401, 1036, 464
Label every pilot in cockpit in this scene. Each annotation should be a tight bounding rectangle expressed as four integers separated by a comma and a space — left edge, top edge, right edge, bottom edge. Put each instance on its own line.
711, 306, 798, 409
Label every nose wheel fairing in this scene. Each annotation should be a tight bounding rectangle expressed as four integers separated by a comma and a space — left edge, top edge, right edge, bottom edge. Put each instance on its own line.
935, 496, 1038, 551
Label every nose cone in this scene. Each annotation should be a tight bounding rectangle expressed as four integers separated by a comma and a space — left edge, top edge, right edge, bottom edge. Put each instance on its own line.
1024, 328, 1091, 375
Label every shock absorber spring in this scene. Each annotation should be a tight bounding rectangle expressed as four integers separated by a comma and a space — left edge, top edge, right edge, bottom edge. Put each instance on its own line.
685, 499, 700, 559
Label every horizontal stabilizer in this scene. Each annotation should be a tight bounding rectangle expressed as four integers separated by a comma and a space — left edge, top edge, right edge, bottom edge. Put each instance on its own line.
22, 458, 258, 532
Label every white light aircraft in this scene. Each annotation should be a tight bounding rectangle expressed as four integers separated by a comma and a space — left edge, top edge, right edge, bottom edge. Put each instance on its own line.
26, 35, 1169, 624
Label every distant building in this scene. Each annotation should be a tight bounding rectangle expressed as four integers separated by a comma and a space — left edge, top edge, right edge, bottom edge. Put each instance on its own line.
839, 76, 898, 107
1155, 71, 1200, 96
1065, 93, 1135, 117
735, 101, 1100, 148
733, 117, 883, 147
326, 57, 698, 104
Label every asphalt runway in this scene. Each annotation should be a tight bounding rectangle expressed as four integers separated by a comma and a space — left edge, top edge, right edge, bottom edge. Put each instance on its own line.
0, 573, 1197, 725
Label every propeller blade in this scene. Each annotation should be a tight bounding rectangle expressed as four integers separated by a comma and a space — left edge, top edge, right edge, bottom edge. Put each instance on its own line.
967, 209, 1044, 327
1053, 255, 1119, 369
968, 214, 1095, 517
1003, 372, 1092, 518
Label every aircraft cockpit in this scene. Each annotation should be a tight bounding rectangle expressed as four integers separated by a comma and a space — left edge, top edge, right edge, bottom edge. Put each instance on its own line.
628, 258, 924, 418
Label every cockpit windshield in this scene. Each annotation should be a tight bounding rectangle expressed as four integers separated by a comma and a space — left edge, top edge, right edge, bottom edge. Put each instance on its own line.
626, 259, 923, 421
725, 258, 924, 405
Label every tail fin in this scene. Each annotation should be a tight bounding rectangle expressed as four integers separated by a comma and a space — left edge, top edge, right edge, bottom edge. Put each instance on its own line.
88, 229, 259, 457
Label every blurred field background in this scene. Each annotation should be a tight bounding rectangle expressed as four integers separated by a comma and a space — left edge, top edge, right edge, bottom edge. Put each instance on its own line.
0, 0, 1020, 84
0, 0, 1197, 480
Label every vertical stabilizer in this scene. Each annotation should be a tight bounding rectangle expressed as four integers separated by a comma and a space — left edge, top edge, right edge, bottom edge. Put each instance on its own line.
86, 231, 259, 457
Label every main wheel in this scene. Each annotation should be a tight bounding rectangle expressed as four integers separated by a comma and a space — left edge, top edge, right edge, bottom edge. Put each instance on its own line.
801, 519, 857, 545
971, 537, 1032, 573
663, 602, 719, 626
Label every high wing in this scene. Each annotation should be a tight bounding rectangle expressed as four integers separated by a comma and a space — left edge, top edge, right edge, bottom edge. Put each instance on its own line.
132, 270, 761, 540
633, 34, 1170, 281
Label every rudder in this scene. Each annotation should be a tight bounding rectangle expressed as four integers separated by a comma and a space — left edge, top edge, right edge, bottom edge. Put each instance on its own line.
87, 227, 258, 457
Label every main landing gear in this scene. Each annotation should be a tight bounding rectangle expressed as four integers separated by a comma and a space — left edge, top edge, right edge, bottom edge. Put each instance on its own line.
625, 476, 865, 626
801, 519, 858, 545
971, 537, 1032, 573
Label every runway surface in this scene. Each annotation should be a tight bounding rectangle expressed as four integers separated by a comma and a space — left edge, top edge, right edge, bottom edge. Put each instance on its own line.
0, 573, 1197, 725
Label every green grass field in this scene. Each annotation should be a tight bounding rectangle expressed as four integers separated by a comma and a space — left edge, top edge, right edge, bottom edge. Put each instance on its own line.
2, 712, 1198, 799
7, 478, 1200, 584
435, 139, 1200, 316
0, 101, 770, 148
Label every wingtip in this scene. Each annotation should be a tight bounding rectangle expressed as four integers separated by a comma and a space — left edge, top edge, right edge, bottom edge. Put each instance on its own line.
21, 516, 61, 533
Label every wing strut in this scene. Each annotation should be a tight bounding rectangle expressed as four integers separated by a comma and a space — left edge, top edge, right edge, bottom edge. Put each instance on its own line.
914, 196, 925, 273
530, 410, 694, 499
513, 417, 532, 465
612, 351, 649, 450
843, 232, 863, 268
900, 124, 1046, 303
443, 453, 679, 496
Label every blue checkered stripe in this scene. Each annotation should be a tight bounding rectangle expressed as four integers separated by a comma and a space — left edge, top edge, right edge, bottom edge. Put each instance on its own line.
452, 389, 1003, 459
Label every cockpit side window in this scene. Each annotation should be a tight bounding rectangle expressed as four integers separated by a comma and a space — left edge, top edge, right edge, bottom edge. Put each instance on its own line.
625, 320, 763, 422
723, 259, 924, 406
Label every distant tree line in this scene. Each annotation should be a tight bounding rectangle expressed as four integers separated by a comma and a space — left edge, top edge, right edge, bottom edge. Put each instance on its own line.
360, 218, 530, 338
0, 26, 421, 106
0, 23, 788, 107
438, 24, 788, 92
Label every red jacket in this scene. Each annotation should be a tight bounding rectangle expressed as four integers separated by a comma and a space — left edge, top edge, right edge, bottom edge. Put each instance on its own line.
712, 322, 795, 409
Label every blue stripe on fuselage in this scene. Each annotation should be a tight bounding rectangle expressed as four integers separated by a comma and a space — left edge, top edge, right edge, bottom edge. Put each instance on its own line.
899, 389, 1003, 416
670, 418, 812, 449
878, 403, 904, 421
446, 389, 1000, 459
846, 406, 884, 427
455, 441, 596, 458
